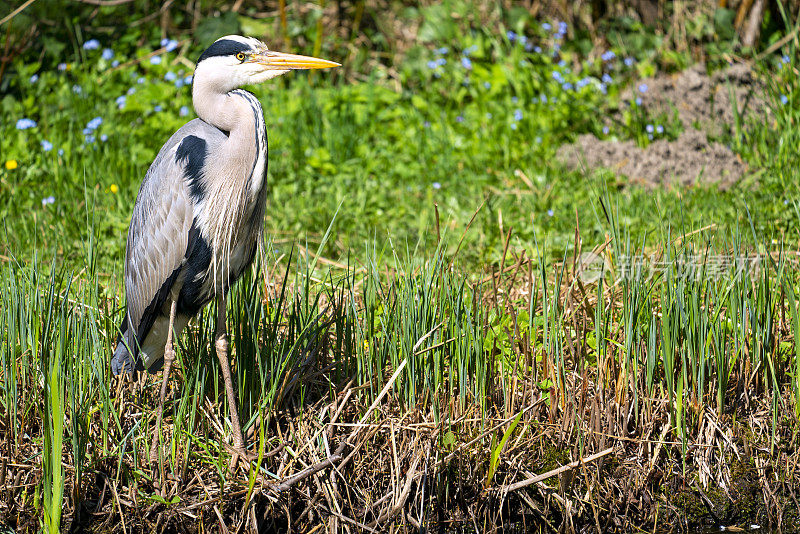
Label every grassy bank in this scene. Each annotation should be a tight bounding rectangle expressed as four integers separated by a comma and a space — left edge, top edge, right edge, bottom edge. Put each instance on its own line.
3, 226, 800, 531
2, 1, 800, 532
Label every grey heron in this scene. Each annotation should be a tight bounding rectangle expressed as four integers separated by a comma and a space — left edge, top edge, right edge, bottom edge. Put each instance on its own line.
110, 35, 339, 463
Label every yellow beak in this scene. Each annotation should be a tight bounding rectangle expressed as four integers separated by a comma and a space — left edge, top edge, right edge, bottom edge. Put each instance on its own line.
252, 51, 340, 70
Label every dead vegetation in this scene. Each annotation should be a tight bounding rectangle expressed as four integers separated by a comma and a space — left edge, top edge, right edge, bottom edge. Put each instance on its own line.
3, 237, 800, 533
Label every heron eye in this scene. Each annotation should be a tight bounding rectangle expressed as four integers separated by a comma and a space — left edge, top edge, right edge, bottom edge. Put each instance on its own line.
236, 52, 246, 62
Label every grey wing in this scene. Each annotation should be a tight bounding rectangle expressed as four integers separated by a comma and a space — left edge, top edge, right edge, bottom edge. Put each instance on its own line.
124, 120, 218, 345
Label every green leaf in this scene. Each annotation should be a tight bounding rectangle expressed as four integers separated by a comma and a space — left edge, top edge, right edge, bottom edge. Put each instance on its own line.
486, 411, 522, 486
196, 12, 242, 49
239, 15, 273, 38
713, 8, 736, 41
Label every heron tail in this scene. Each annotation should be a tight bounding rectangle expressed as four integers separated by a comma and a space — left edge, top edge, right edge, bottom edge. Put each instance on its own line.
111, 316, 141, 376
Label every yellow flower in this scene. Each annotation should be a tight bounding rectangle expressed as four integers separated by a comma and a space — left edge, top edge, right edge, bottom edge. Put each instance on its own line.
362, 339, 369, 353
5, 160, 18, 170
109, 184, 119, 194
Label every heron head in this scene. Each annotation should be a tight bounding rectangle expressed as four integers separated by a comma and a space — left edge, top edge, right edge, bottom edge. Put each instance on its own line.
194, 35, 339, 91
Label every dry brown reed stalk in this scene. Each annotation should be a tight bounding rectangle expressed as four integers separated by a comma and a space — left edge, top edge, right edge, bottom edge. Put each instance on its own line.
5, 234, 800, 532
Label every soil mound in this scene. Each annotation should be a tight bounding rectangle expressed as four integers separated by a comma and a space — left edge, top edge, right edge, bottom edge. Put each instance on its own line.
558, 63, 767, 188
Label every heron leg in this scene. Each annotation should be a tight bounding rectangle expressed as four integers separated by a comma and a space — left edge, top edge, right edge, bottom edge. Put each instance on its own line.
150, 299, 178, 475
214, 294, 247, 466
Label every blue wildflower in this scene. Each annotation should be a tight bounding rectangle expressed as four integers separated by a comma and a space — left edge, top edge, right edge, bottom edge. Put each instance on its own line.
512, 96, 518, 103
435, 47, 449, 55
486, 112, 492, 119
161, 38, 179, 52
137, 77, 145, 84
656, 125, 664, 134
513, 109, 523, 121
562, 82, 573, 91
179, 105, 190, 117
638, 83, 648, 93
525, 41, 533, 52
58, 149, 64, 157
100, 134, 108, 142
534, 136, 541, 144
432, 182, 441, 189
558, 59, 566, 67
85, 135, 95, 143
547, 209, 554, 217
601, 50, 615, 61
635, 97, 642, 106
83, 39, 100, 50
42, 196, 55, 206
602, 73, 612, 83
102, 48, 114, 60
456, 115, 464, 123
782, 54, 790, 64
175, 78, 184, 88
646, 124, 654, 133
551, 70, 563, 81
165, 71, 177, 82
150, 55, 162, 65
599, 83, 607, 94
463, 45, 478, 56
87, 117, 103, 130
542, 23, 551, 31
116, 95, 127, 109
424, 121, 431, 128
154, 105, 163, 112
781, 94, 789, 104
72, 84, 82, 94
437, 58, 447, 66
461, 56, 472, 70
647, 133, 653, 140
41, 140, 53, 152
112, 60, 119, 68
427, 60, 438, 70
540, 94, 547, 103
557, 21, 567, 36
483, 81, 491, 89
184, 75, 193, 85
510, 123, 517, 130
58, 63, 67, 71
624, 57, 635, 67
553, 44, 561, 52
16, 118, 36, 130
507, 30, 517, 42
30, 74, 38, 83
127, 87, 136, 95
602, 125, 610, 135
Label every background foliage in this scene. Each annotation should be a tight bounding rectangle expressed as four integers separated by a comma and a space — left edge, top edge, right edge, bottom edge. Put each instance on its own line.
1, 0, 800, 531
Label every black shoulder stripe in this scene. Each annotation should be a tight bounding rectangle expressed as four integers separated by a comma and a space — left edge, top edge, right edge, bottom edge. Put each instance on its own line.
176, 135, 206, 201
178, 220, 213, 315
198, 39, 249, 64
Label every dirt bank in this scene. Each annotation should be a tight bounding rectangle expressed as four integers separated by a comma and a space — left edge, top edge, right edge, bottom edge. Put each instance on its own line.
558, 63, 769, 188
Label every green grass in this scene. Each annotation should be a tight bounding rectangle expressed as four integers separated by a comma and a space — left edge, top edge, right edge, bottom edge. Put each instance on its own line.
2, 2, 800, 530
2, 12, 797, 273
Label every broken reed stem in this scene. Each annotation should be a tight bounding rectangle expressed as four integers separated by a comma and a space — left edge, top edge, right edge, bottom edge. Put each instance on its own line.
498, 447, 614, 493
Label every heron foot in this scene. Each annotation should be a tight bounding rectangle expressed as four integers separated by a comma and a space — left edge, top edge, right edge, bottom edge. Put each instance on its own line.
225, 442, 257, 472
